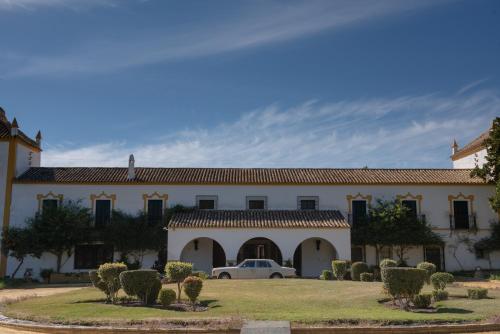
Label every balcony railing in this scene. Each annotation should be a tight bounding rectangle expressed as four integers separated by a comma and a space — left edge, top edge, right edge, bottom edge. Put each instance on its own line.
449, 214, 477, 231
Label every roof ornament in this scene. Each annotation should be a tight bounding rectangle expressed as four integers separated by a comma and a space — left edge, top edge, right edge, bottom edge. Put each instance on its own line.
451, 139, 458, 155
36, 130, 42, 146
128, 154, 135, 180
11, 117, 19, 136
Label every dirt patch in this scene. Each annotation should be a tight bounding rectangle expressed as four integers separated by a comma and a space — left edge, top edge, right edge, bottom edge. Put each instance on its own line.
460, 280, 500, 290
0, 287, 82, 304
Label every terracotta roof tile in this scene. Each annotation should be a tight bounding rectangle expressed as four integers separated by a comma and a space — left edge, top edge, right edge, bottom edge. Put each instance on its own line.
14, 167, 485, 185
452, 129, 489, 161
169, 210, 349, 229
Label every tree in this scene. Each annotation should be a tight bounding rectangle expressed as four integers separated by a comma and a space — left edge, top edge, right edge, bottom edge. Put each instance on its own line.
102, 210, 165, 266
352, 199, 443, 264
27, 200, 93, 273
471, 117, 500, 211
1, 226, 42, 278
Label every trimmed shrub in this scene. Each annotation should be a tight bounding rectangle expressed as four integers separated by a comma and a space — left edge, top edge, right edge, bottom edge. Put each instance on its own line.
382, 267, 427, 309
468, 288, 488, 299
97, 262, 127, 303
183, 276, 203, 306
430, 272, 454, 291
320, 270, 333, 280
119, 269, 162, 305
165, 261, 193, 302
332, 260, 348, 281
432, 289, 449, 301
379, 259, 397, 284
158, 288, 176, 307
360, 272, 374, 282
351, 262, 369, 281
370, 266, 381, 281
413, 293, 432, 309
417, 262, 437, 284
192, 271, 208, 280
89, 270, 111, 302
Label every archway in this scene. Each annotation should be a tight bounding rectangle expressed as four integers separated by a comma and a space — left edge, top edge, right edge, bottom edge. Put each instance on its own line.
180, 237, 226, 273
237, 237, 283, 265
293, 238, 337, 277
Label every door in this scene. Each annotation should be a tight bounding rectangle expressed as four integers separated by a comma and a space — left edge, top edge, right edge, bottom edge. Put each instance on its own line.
256, 260, 272, 278
424, 247, 443, 271
238, 260, 257, 279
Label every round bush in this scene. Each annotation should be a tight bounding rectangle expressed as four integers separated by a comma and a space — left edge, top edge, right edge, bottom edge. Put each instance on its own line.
430, 272, 454, 291
320, 270, 333, 280
468, 288, 488, 299
382, 267, 427, 308
432, 289, 449, 301
380, 259, 397, 284
413, 293, 432, 309
351, 262, 369, 281
416, 262, 437, 284
97, 262, 128, 303
119, 269, 162, 305
158, 288, 176, 307
183, 276, 203, 305
332, 260, 348, 281
360, 272, 374, 282
89, 270, 110, 301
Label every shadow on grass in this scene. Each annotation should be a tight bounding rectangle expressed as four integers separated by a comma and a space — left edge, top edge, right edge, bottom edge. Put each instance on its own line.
200, 299, 220, 308
435, 307, 473, 314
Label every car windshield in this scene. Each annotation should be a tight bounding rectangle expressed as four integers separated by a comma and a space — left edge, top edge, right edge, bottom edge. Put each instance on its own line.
240, 260, 256, 268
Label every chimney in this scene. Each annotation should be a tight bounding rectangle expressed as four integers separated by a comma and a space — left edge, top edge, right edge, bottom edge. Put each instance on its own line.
128, 154, 135, 180
11, 117, 19, 136
451, 139, 458, 155
36, 130, 42, 147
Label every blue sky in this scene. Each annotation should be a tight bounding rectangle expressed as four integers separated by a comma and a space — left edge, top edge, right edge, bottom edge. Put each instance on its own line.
0, 0, 499, 168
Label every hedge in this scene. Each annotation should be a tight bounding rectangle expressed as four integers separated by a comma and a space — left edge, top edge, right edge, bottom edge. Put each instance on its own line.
332, 260, 348, 280
360, 272, 374, 282
413, 293, 432, 309
165, 261, 193, 303
382, 267, 427, 309
119, 269, 162, 305
97, 262, 128, 303
89, 270, 110, 302
158, 288, 176, 307
430, 272, 454, 291
432, 289, 449, 301
468, 288, 488, 299
379, 259, 397, 284
320, 270, 333, 280
416, 262, 437, 284
351, 262, 369, 281
183, 276, 203, 306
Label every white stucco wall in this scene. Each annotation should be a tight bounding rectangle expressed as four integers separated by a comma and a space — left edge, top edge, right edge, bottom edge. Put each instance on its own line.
4, 182, 498, 277
300, 238, 337, 277
180, 237, 214, 273
15, 142, 40, 177
453, 149, 487, 169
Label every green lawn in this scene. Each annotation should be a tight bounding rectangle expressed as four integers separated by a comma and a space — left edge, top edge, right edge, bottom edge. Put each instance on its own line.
3, 280, 500, 326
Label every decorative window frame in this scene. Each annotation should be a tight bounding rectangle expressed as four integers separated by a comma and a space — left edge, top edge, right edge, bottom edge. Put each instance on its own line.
246, 196, 268, 210
346, 193, 372, 214
196, 195, 218, 210
448, 192, 474, 216
142, 192, 169, 212
90, 192, 116, 213
36, 192, 63, 212
297, 196, 319, 210
396, 192, 423, 215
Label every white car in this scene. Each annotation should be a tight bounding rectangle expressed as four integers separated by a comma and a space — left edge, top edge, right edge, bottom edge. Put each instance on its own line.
212, 259, 296, 279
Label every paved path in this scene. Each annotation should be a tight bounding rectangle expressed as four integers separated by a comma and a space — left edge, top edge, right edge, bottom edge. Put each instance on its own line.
241, 321, 290, 334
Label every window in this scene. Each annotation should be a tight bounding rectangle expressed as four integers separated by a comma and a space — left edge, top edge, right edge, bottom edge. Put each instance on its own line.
246, 196, 267, 210
351, 200, 367, 226
95, 199, 111, 228
241, 260, 256, 268
42, 199, 58, 212
147, 199, 163, 224
196, 196, 217, 210
257, 260, 271, 268
401, 200, 418, 218
74, 244, 113, 269
453, 200, 470, 229
351, 246, 364, 262
298, 196, 318, 210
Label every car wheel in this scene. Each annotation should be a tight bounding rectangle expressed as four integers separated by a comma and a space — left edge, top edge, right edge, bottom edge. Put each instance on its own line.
218, 272, 231, 279
270, 273, 283, 279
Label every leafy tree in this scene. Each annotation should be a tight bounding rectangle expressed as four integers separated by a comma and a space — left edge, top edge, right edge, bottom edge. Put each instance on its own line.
1, 226, 42, 278
352, 199, 443, 264
27, 200, 93, 272
471, 117, 500, 211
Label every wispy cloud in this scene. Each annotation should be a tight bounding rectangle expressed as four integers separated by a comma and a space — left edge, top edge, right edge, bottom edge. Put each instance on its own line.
0, 0, 116, 11
42, 88, 499, 168
1, 0, 447, 77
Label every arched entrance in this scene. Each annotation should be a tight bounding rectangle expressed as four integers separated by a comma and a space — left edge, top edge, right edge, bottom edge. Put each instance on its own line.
180, 237, 226, 273
293, 238, 337, 277
237, 237, 283, 265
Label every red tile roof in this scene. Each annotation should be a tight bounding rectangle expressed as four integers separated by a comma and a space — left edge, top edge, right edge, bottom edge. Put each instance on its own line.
169, 210, 349, 229
15, 167, 485, 185
451, 129, 489, 161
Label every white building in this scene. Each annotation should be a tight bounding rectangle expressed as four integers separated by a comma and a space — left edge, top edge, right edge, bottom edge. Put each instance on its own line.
0, 108, 497, 279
